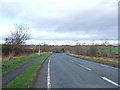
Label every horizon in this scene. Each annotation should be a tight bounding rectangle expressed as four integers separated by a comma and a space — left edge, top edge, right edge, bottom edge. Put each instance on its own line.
0, 40, 118, 46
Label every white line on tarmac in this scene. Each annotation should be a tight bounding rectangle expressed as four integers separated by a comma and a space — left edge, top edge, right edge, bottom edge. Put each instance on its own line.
101, 77, 120, 87
47, 59, 51, 89
71, 60, 74, 62
78, 64, 91, 70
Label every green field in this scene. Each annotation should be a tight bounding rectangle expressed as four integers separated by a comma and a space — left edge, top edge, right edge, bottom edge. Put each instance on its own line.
3, 53, 52, 88
96, 46, 119, 57
112, 47, 119, 54
71, 46, 119, 58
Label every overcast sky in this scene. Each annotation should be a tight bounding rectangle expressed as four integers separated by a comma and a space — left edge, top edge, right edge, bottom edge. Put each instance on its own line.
0, 0, 118, 45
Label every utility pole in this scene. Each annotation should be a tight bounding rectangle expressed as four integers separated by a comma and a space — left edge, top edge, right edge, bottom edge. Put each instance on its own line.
38, 43, 40, 55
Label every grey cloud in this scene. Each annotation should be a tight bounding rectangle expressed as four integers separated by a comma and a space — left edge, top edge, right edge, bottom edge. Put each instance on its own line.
33, 8, 117, 40
0, 0, 118, 40
56, 8, 117, 32
24, 6, 117, 34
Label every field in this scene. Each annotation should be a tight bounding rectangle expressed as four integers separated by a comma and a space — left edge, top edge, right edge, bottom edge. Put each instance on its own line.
69, 46, 119, 58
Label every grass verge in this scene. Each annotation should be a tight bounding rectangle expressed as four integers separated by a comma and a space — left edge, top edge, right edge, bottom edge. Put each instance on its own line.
3, 53, 52, 88
2, 54, 43, 76
69, 53, 119, 67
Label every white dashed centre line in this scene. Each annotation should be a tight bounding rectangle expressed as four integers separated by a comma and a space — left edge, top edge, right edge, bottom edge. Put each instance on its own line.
71, 60, 74, 62
101, 77, 120, 87
78, 64, 91, 70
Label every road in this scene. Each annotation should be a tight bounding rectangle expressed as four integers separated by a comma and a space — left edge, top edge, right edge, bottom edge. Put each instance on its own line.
31, 53, 119, 88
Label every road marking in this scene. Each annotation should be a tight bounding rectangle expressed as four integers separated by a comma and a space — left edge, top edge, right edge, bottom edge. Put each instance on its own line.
70, 60, 74, 62
101, 77, 120, 87
78, 64, 91, 70
47, 59, 51, 89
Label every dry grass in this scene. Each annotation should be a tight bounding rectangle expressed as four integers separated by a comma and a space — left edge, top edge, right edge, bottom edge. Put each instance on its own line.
69, 53, 119, 67
41, 52, 53, 54
2, 52, 53, 61
2, 53, 38, 61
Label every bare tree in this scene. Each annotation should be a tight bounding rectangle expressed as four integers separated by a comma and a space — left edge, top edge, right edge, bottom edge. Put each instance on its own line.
5, 24, 30, 45
101, 41, 108, 46
74, 40, 79, 45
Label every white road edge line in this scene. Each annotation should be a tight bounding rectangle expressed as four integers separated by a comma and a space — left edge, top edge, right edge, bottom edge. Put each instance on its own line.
101, 77, 120, 87
78, 64, 91, 70
47, 59, 51, 89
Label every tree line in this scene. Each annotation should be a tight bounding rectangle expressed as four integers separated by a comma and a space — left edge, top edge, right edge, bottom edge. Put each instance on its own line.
2, 24, 119, 59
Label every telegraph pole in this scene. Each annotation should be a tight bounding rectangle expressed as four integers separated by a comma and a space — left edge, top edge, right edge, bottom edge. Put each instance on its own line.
38, 43, 40, 55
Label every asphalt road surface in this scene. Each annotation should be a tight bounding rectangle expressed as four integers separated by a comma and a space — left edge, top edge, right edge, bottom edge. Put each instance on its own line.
31, 53, 119, 88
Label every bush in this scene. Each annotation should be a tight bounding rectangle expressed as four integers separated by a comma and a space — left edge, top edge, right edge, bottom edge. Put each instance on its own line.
69, 45, 118, 58
2, 44, 36, 58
